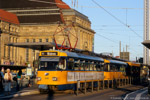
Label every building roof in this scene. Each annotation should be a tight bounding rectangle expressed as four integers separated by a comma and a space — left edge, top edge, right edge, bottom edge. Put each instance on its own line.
0, 0, 70, 9
55, 0, 70, 9
0, 9, 19, 25
0, 0, 70, 24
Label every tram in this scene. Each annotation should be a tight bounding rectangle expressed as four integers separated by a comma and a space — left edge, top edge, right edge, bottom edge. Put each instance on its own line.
36, 50, 104, 91
103, 59, 127, 80
36, 50, 149, 92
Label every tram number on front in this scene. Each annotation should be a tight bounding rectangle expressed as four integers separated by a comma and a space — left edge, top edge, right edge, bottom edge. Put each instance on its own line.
45, 77, 49, 79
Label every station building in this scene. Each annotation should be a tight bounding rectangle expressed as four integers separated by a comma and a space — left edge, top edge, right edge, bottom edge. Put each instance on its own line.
0, 0, 95, 68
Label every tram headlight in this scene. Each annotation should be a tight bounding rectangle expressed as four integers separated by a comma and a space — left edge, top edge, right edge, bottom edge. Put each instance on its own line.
52, 77, 57, 81
37, 77, 41, 81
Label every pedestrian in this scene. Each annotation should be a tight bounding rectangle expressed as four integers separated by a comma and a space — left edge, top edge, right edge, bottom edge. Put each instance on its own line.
0, 68, 4, 91
16, 70, 22, 91
4, 68, 13, 95
0, 72, 3, 91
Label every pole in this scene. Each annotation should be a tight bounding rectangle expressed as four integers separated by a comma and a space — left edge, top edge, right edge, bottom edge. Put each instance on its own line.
76, 82, 78, 96
91, 80, 93, 93
103, 79, 105, 90
112, 79, 113, 88
125, 78, 126, 86
119, 78, 120, 87
119, 41, 121, 58
129, 76, 131, 85
108, 80, 109, 89
97, 80, 99, 91
84, 81, 86, 94
123, 47, 125, 60
126, 45, 128, 52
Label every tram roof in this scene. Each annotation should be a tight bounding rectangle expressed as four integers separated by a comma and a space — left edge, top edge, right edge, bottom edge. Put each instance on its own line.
40, 50, 104, 62
126, 62, 141, 67
105, 59, 127, 65
63, 51, 104, 62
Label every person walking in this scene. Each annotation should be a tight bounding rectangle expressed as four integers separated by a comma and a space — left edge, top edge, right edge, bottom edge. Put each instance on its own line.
4, 68, 13, 95
16, 70, 22, 91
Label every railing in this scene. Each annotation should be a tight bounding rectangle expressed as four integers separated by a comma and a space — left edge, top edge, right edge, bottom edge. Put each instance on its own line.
76, 77, 134, 96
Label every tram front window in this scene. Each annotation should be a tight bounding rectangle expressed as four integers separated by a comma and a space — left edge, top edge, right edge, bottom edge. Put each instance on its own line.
39, 58, 66, 70
39, 61, 58, 70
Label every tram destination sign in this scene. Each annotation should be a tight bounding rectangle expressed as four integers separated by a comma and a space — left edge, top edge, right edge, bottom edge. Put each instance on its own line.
41, 52, 58, 56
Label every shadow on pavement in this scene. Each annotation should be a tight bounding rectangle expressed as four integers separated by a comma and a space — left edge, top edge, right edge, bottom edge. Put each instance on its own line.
46, 90, 54, 100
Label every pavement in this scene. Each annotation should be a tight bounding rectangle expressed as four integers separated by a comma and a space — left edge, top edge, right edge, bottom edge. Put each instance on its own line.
6, 85, 148, 100
0, 79, 39, 99
0, 83, 150, 100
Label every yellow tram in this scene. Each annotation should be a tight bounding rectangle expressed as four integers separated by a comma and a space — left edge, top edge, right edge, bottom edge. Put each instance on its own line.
103, 59, 127, 80
36, 50, 148, 92
36, 50, 104, 91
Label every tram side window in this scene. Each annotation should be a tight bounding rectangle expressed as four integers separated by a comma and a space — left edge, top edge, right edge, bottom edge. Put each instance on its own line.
85, 62, 89, 71
68, 61, 74, 70
116, 65, 120, 72
90, 63, 94, 71
57, 58, 66, 70
96, 63, 101, 71
104, 64, 109, 71
79, 63, 84, 71
74, 60, 80, 70
93, 63, 97, 71
120, 66, 125, 72
100, 63, 104, 71
110, 64, 115, 71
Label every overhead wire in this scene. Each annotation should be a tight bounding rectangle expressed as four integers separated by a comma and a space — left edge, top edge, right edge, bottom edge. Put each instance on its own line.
92, 0, 143, 58
95, 33, 117, 43
77, 6, 143, 10
92, 0, 142, 39
95, 32, 143, 57
29, 0, 142, 58
29, 0, 144, 10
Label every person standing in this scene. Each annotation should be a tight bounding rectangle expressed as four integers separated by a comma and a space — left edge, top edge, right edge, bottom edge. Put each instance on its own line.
0, 68, 4, 91
4, 68, 13, 95
16, 70, 22, 91
0, 72, 3, 91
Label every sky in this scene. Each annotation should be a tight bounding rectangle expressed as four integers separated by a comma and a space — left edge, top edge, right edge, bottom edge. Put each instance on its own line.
63, 0, 144, 61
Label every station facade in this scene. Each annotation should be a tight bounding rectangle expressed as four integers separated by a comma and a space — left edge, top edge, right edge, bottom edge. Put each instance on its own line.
0, 0, 95, 68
